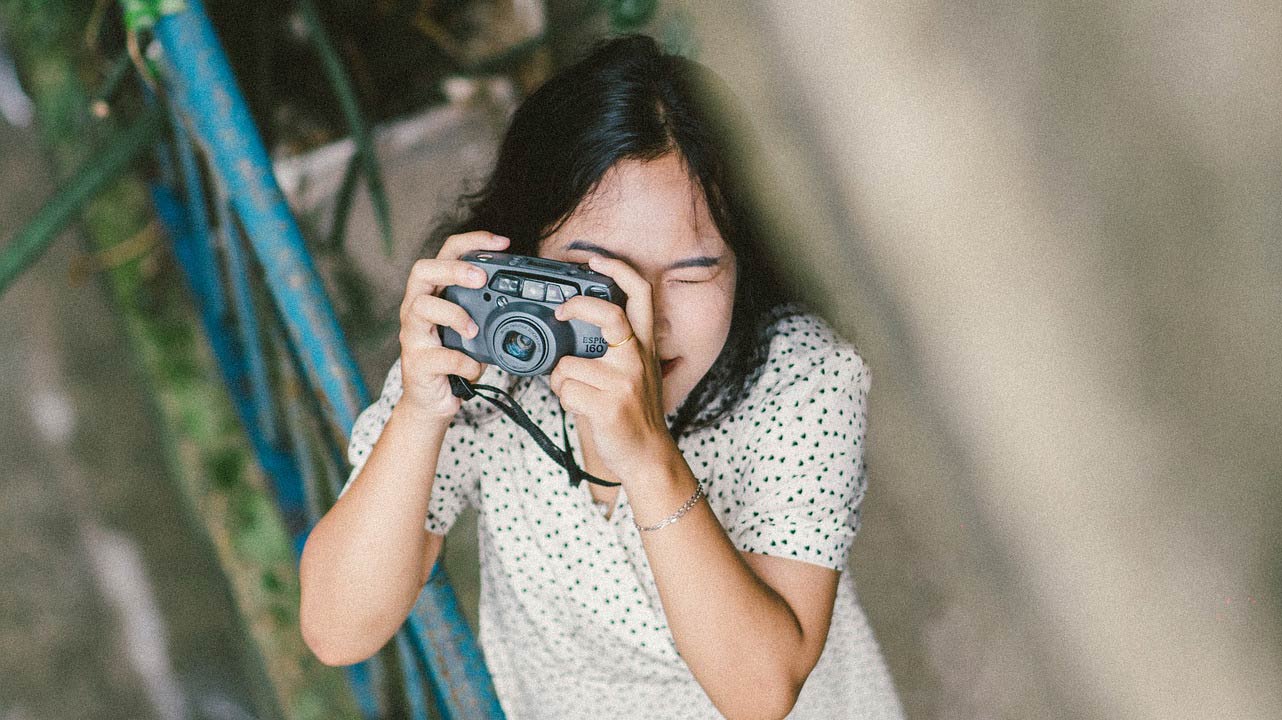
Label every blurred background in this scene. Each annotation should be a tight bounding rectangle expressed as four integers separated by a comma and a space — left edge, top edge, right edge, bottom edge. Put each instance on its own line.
1, 1, 1279, 719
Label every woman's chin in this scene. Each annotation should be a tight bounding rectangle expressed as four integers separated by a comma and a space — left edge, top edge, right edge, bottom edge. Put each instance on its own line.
661, 388, 682, 419
662, 383, 691, 419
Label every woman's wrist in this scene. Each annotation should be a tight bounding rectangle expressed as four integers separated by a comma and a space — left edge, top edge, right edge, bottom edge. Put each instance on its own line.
620, 436, 703, 526
616, 433, 684, 487
391, 397, 457, 433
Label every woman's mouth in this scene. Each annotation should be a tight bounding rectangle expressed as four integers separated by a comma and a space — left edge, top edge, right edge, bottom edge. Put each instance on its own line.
660, 357, 680, 378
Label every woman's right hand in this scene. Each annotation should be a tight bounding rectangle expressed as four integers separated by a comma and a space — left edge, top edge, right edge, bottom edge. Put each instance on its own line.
397, 231, 511, 421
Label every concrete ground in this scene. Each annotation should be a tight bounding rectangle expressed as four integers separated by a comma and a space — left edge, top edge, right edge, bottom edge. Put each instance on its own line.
0, 121, 261, 719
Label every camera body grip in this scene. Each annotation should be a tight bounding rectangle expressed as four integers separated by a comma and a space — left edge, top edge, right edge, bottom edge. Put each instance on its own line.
439, 252, 628, 377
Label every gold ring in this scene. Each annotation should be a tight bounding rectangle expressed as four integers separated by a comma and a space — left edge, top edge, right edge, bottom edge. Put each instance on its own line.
607, 332, 636, 348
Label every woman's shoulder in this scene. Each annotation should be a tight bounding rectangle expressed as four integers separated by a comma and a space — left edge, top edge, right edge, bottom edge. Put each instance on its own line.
751, 305, 870, 400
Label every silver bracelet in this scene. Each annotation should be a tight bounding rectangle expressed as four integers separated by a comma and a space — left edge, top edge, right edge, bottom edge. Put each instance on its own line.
635, 483, 705, 532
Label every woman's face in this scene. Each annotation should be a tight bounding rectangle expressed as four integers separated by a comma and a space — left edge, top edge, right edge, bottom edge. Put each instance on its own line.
539, 153, 737, 415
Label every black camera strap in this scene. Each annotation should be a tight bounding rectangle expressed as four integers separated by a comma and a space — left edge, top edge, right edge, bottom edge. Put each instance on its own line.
447, 374, 619, 488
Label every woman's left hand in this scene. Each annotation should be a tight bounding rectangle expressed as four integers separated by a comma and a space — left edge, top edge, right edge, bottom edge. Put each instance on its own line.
548, 256, 676, 480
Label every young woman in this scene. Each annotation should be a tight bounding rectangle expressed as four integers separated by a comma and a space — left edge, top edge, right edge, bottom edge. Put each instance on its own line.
300, 35, 905, 720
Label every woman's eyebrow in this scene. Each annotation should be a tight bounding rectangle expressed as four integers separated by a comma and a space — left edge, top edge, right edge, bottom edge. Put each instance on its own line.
667, 255, 722, 270
565, 239, 722, 270
565, 240, 623, 260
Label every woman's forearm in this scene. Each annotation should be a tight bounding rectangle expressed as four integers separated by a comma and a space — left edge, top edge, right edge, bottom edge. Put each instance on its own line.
625, 448, 812, 720
298, 403, 452, 665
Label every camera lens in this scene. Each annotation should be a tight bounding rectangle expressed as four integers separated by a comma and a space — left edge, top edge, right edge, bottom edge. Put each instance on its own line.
490, 315, 551, 375
489, 308, 573, 376
502, 330, 537, 362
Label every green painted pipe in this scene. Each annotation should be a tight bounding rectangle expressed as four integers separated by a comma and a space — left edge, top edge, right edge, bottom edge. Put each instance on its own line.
0, 105, 164, 298
296, 0, 394, 255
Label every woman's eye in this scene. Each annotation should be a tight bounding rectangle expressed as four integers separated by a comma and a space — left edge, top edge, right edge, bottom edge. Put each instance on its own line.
666, 265, 724, 286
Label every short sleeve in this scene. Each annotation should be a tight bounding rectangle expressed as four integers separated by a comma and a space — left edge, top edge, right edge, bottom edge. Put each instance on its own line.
338, 357, 480, 535
728, 348, 870, 571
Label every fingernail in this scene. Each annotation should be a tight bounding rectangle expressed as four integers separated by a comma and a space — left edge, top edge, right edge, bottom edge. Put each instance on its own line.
471, 269, 487, 283
467, 321, 478, 337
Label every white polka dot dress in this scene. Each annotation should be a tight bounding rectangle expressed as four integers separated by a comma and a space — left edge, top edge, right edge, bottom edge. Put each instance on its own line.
341, 311, 905, 719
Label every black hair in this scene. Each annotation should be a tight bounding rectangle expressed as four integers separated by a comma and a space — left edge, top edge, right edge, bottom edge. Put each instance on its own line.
429, 34, 802, 438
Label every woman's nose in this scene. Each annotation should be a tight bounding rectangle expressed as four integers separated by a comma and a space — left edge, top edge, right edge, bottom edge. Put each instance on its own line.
650, 286, 673, 335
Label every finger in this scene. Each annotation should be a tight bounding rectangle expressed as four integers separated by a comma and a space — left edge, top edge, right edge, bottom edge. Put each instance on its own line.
555, 377, 600, 417
549, 355, 613, 394
404, 293, 479, 341
400, 258, 489, 319
416, 346, 484, 380
438, 230, 510, 261
554, 295, 634, 347
585, 256, 654, 346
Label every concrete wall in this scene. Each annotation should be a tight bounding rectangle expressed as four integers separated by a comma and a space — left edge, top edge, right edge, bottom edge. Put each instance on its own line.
669, 2, 1282, 718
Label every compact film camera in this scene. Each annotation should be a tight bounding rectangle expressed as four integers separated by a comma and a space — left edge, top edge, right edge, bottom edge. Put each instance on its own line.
440, 252, 628, 376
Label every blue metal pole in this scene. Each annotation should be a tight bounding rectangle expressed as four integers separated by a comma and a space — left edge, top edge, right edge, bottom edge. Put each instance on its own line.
155, 173, 384, 718
150, 182, 308, 530
152, 0, 366, 442
396, 633, 432, 720
151, 4, 504, 718
164, 97, 226, 323
216, 190, 279, 449
410, 566, 508, 720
